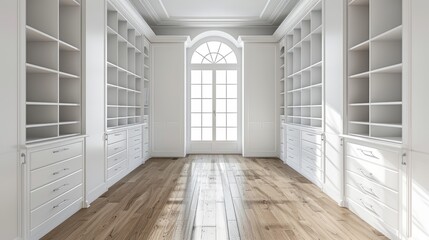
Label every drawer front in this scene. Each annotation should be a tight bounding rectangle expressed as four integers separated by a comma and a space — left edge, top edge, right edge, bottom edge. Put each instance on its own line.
128, 144, 142, 158
31, 156, 83, 190
143, 143, 149, 151
31, 142, 82, 170
302, 140, 322, 156
286, 126, 300, 138
347, 156, 398, 191
108, 131, 127, 145
286, 152, 300, 168
301, 159, 323, 184
128, 134, 142, 147
346, 170, 398, 211
301, 131, 322, 145
143, 127, 149, 142
108, 140, 127, 156
347, 184, 398, 229
31, 170, 82, 210
301, 150, 322, 170
128, 126, 142, 137
107, 150, 127, 168
286, 144, 300, 156
346, 142, 399, 171
31, 184, 82, 229
107, 160, 127, 179
130, 151, 143, 166
286, 135, 299, 147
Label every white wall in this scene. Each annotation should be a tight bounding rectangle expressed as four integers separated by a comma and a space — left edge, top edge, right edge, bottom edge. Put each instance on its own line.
84, 0, 108, 203
410, 0, 429, 238
152, 42, 186, 157
242, 43, 278, 157
323, 0, 345, 205
0, 1, 19, 239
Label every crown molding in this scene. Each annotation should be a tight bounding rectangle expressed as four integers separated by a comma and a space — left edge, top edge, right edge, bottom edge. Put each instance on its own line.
151, 35, 191, 43
110, 0, 156, 41
238, 35, 278, 43
273, 0, 320, 41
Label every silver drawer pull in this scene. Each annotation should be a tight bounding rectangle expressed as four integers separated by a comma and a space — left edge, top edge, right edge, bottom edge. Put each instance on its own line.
134, 156, 140, 159
306, 133, 316, 137
358, 148, 378, 159
52, 168, 70, 176
114, 133, 122, 136
114, 147, 120, 151
288, 148, 294, 151
288, 138, 294, 141
53, 148, 70, 154
53, 184, 69, 192
359, 168, 374, 179
289, 156, 294, 159
359, 184, 378, 198
114, 158, 120, 162
115, 167, 121, 171
134, 139, 140, 142
135, 148, 139, 151
360, 199, 378, 216
53, 199, 69, 209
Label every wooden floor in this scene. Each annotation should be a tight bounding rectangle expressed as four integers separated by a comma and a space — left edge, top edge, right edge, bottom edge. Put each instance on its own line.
43, 155, 388, 240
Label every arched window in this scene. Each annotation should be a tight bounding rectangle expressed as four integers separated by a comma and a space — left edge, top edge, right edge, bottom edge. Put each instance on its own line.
187, 35, 242, 154
191, 41, 237, 64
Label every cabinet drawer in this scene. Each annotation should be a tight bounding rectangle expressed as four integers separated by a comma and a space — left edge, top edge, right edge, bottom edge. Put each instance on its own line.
286, 126, 300, 138
346, 170, 398, 211
286, 144, 299, 156
31, 156, 82, 190
107, 160, 127, 179
129, 152, 142, 166
286, 152, 299, 167
301, 131, 322, 145
301, 150, 322, 170
346, 156, 398, 191
346, 142, 399, 171
286, 136, 299, 147
302, 158, 323, 183
128, 126, 142, 137
108, 140, 127, 156
31, 185, 82, 229
108, 131, 127, 145
107, 150, 127, 168
302, 140, 322, 156
129, 144, 142, 157
128, 134, 142, 147
346, 184, 398, 229
30, 142, 82, 170
31, 170, 82, 210
143, 143, 149, 151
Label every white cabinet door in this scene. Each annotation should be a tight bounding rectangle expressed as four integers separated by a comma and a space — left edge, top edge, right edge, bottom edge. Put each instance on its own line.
411, 151, 429, 239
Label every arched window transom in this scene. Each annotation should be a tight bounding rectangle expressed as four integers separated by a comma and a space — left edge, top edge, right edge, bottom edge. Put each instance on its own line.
191, 41, 237, 64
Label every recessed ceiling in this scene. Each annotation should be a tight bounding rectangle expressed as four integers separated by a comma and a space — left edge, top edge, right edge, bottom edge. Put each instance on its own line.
130, 0, 299, 28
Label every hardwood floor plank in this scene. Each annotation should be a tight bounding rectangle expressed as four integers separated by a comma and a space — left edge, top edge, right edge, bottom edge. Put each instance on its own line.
43, 155, 389, 240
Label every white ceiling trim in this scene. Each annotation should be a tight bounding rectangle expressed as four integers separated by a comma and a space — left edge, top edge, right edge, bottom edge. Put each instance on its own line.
136, 0, 295, 28
157, 0, 170, 18
137, 0, 161, 22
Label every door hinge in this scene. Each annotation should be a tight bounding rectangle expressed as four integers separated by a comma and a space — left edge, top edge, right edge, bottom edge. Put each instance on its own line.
401, 153, 407, 166
340, 137, 344, 147
20, 153, 26, 165
105, 133, 108, 141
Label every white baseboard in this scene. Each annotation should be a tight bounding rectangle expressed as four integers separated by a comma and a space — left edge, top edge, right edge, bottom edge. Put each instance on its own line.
86, 183, 108, 205
323, 184, 344, 206
242, 152, 278, 158
150, 152, 186, 158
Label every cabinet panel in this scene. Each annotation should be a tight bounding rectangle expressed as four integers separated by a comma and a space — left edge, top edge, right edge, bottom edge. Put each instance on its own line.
346, 142, 399, 171
107, 150, 127, 168
411, 151, 429, 239
107, 140, 127, 156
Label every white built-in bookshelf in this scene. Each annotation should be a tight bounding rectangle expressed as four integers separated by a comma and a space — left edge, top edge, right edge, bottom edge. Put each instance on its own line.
106, 1, 144, 129
25, 0, 82, 143
285, 2, 323, 129
347, 0, 402, 142
280, 39, 286, 117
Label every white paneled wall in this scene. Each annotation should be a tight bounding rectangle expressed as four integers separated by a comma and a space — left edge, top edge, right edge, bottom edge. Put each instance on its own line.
152, 42, 186, 157
242, 42, 278, 157
323, 0, 345, 204
0, 1, 19, 239
84, 0, 108, 204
